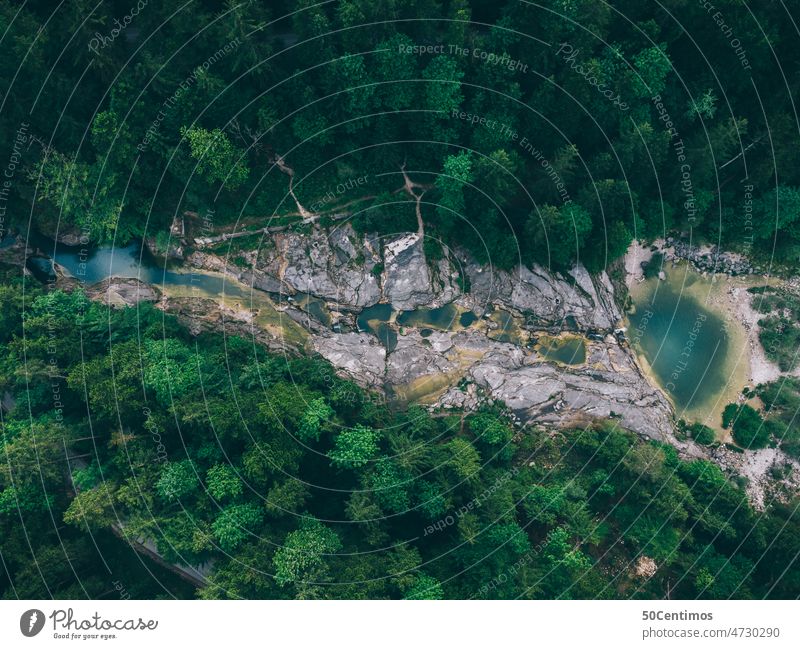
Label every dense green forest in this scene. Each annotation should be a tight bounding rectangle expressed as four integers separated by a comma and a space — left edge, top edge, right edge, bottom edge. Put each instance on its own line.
2, 0, 800, 268
1, 273, 798, 599
2, 0, 800, 599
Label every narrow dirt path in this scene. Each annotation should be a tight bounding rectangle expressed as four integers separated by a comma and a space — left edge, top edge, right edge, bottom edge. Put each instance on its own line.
400, 162, 426, 238
273, 155, 314, 220
193, 162, 430, 247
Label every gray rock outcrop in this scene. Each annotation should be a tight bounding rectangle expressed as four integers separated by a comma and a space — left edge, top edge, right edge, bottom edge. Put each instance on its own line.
269, 225, 382, 307
186, 250, 288, 294
191, 225, 618, 333
312, 324, 674, 440
381, 233, 459, 310
665, 238, 759, 276
312, 332, 386, 387
467, 261, 619, 330
455, 344, 672, 440
87, 277, 160, 307
385, 330, 458, 385
180, 225, 666, 435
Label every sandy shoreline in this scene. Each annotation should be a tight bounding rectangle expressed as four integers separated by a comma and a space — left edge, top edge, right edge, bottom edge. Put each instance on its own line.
623, 241, 785, 433
709, 277, 783, 385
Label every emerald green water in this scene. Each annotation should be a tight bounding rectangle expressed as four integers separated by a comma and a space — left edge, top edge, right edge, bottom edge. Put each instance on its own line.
397, 304, 460, 329
294, 293, 331, 326
539, 336, 586, 365
487, 309, 519, 343
628, 279, 730, 411
357, 303, 397, 351
358, 303, 481, 350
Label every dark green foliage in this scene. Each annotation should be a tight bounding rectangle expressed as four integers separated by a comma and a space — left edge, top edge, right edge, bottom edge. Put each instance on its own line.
722, 403, 739, 430
751, 287, 800, 371
688, 422, 716, 446
273, 518, 342, 588
156, 461, 200, 502
0, 286, 797, 599
723, 404, 770, 449
206, 464, 244, 502
403, 574, 444, 600
212, 504, 264, 552
329, 425, 381, 469
3, 0, 796, 270
757, 378, 800, 459
3, 0, 800, 602
525, 204, 593, 270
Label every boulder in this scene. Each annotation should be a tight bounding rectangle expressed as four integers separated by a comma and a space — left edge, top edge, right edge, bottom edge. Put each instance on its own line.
87, 277, 160, 307
186, 251, 288, 294
274, 225, 381, 307
312, 332, 386, 388
467, 261, 618, 330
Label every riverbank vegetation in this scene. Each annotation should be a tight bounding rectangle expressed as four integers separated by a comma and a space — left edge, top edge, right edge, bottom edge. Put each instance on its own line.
719, 378, 800, 459
722, 403, 770, 449
3, 0, 800, 602
1, 272, 798, 598
2, 1, 800, 270
749, 286, 800, 372
755, 379, 800, 461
